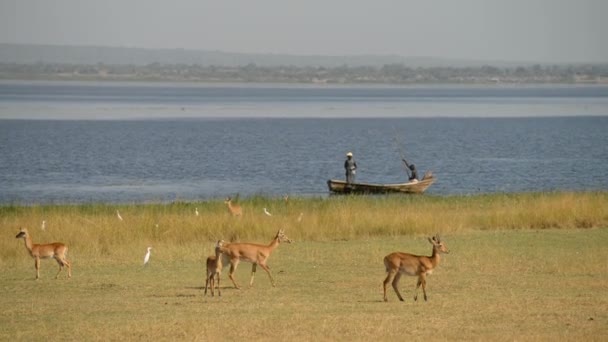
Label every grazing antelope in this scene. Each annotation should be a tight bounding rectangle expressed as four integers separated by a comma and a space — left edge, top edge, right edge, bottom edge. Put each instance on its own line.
224, 197, 242, 217
15, 228, 72, 280
204, 240, 225, 297
383, 234, 449, 302
220, 229, 292, 288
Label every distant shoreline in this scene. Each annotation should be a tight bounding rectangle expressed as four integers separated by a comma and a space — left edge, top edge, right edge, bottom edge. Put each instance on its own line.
2, 62, 607, 85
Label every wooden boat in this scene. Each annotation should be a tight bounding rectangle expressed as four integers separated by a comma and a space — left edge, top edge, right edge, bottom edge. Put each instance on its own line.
327, 172, 435, 194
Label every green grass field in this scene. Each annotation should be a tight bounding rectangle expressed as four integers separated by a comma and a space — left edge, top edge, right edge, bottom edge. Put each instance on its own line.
1, 192, 607, 341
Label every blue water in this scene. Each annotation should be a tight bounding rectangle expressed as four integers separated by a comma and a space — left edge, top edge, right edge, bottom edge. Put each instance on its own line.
1, 81, 607, 204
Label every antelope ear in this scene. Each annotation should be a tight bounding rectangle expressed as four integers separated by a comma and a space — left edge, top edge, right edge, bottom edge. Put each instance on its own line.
428, 237, 435, 244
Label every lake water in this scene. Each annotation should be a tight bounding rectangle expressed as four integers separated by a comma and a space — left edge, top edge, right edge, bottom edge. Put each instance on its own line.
1, 81, 607, 204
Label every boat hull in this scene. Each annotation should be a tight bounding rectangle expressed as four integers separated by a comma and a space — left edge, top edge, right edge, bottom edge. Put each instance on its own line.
327, 175, 435, 194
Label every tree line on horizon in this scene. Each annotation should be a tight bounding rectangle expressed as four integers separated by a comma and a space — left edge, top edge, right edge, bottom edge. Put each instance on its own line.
1, 62, 607, 84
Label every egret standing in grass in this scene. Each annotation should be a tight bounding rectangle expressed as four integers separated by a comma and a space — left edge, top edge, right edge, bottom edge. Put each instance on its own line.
41, 220, 46, 230
143, 247, 152, 266
195, 207, 199, 216
116, 210, 123, 221
263, 207, 272, 216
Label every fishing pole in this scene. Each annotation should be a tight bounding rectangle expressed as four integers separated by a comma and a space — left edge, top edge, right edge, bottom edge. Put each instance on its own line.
392, 132, 411, 178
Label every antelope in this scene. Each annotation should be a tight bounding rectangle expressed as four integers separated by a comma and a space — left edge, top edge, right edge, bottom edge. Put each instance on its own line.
383, 234, 449, 302
224, 197, 242, 217
15, 228, 72, 280
220, 229, 292, 289
204, 240, 225, 297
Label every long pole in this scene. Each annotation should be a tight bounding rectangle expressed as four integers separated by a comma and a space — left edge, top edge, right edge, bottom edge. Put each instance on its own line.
392, 134, 411, 179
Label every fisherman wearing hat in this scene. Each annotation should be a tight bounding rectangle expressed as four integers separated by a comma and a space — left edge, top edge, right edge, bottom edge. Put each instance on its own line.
344, 152, 357, 185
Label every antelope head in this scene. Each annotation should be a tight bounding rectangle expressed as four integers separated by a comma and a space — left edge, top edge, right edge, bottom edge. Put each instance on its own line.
16, 228, 28, 239
428, 234, 449, 254
277, 229, 293, 244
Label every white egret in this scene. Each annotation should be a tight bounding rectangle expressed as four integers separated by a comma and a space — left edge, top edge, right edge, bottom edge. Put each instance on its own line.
263, 208, 272, 216
41, 220, 46, 230
195, 207, 199, 216
143, 247, 152, 266
116, 210, 123, 221
297, 212, 304, 222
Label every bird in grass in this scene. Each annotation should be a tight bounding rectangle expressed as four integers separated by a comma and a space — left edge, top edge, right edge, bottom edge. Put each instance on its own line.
297, 212, 304, 222
116, 210, 123, 221
143, 247, 152, 266
195, 207, 199, 216
263, 207, 272, 216
41, 220, 46, 230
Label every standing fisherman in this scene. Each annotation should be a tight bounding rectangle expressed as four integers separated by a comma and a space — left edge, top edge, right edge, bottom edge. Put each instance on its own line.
344, 152, 357, 185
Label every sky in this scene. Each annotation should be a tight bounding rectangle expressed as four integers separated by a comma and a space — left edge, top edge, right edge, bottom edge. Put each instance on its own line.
0, 0, 607, 64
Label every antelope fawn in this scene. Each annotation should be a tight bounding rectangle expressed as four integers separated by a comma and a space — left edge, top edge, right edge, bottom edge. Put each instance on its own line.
204, 240, 224, 297
220, 229, 292, 288
15, 228, 72, 280
383, 234, 449, 302
224, 197, 242, 217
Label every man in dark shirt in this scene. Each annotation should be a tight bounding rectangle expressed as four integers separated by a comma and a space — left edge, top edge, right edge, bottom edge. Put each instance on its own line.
402, 159, 418, 182
344, 152, 357, 185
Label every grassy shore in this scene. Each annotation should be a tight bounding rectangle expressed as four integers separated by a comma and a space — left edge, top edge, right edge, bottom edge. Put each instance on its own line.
1, 192, 607, 340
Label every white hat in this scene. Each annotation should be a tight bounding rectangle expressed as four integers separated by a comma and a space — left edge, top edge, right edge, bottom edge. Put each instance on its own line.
346, 152, 353, 157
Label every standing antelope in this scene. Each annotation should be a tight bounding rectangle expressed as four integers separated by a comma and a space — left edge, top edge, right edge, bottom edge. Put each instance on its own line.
224, 197, 242, 217
204, 240, 224, 297
220, 229, 292, 288
15, 228, 72, 280
383, 234, 449, 302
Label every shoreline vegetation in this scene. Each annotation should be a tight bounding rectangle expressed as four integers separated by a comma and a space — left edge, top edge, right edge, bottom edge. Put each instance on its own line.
2, 192, 606, 257
1, 43, 607, 84
2, 62, 608, 84
2, 191, 607, 340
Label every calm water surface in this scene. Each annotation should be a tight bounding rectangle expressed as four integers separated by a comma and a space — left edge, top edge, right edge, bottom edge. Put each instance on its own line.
1, 81, 607, 204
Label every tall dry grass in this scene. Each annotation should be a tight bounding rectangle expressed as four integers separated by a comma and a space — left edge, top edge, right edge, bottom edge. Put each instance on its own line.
1, 191, 607, 265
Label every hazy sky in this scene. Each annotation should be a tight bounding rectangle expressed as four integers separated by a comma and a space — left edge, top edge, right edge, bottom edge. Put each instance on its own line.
1, 0, 607, 63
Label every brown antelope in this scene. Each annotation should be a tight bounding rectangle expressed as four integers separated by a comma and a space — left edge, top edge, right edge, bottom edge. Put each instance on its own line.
220, 229, 292, 288
224, 197, 242, 217
15, 228, 72, 280
204, 240, 224, 297
383, 234, 449, 302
